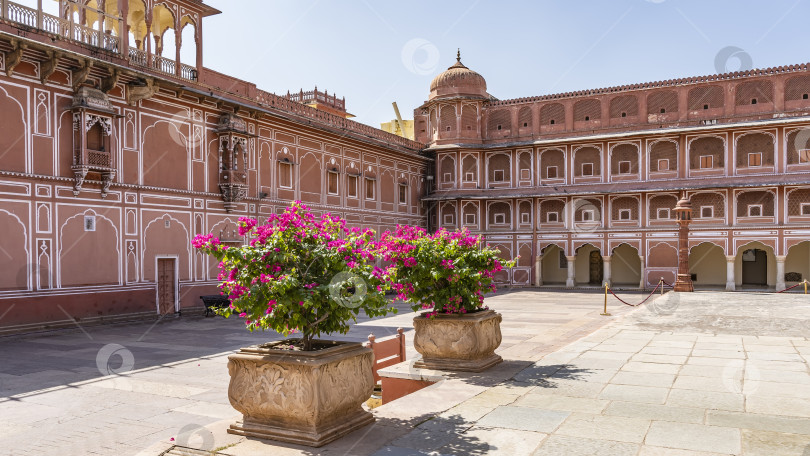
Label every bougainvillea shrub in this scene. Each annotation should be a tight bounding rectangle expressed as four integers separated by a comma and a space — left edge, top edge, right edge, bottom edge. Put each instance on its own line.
192, 202, 396, 351
379, 225, 515, 318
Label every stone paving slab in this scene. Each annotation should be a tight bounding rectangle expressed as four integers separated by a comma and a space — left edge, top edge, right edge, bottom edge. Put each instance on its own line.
5, 290, 810, 455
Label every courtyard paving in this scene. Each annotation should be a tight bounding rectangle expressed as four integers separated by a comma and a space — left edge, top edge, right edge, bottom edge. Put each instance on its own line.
0, 289, 648, 455
2, 289, 809, 455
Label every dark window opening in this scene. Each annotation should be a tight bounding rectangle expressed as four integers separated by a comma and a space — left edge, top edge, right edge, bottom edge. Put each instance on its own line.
703, 104, 709, 110
550, 119, 555, 125
751, 98, 757, 105
621, 112, 626, 118
523, 122, 528, 127
804, 94, 809, 100
446, 126, 451, 131
660, 108, 666, 114
584, 116, 590, 121
497, 125, 502, 130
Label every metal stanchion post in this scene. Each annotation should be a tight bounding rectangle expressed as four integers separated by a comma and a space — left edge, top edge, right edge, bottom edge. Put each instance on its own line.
660, 277, 664, 296
601, 282, 611, 316
805, 280, 808, 295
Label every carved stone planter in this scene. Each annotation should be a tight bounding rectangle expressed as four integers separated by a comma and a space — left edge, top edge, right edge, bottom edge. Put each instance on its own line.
413, 309, 503, 372
226, 340, 375, 447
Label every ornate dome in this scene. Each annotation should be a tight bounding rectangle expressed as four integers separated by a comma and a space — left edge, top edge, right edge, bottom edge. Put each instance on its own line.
429, 50, 488, 99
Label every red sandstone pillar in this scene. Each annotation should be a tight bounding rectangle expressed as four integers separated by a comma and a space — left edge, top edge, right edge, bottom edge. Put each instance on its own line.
673, 194, 694, 292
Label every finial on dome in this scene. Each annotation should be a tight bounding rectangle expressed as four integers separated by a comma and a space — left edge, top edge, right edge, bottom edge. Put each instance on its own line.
457, 48, 461, 63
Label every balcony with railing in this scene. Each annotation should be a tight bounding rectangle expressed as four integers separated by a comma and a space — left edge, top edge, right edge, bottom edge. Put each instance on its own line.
3, 1, 121, 52
286, 88, 346, 112
1, 1, 198, 81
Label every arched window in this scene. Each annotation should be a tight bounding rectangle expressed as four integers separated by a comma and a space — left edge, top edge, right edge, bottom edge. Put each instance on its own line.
649, 140, 677, 173
540, 103, 565, 126
609, 95, 638, 119
180, 17, 198, 67
736, 133, 774, 168
689, 137, 725, 170
574, 99, 601, 122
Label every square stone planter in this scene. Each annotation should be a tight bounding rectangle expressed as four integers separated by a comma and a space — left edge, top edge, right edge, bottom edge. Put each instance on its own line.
226, 340, 375, 447
413, 309, 503, 372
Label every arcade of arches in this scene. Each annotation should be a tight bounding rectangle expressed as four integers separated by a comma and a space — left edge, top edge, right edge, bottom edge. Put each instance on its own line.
536, 240, 809, 291
538, 243, 643, 289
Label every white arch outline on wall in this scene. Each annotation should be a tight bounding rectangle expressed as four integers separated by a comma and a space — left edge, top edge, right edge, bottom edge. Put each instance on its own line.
610, 242, 640, 256
735, 240, 776, 257
688, 189, 728, 222
484, 151, 512, 187
516, 199, 533, 226
608, 194, 641, 226
538, 197, 566, 225
571, 144, 602, 179
142, 119, 190, 188
297, 150, 323, 196
0, 83, 29, 172
539, 147, 566, 182
647, 138, 679, 177
647, 241, 679, 266
608, 141, 641, 181
786, 240, 810, 257
141, 213, 191, 281
485, 200, 513, 230
574, 241, 602, 255
516, 149, 534, 185
688, 240, 726, 257
784, 186, 810, 220
439, 201, 457, 227
0, 208, 30, 290
733, 130, 776, 172
733, 187, 776, 222
461, 201, 479, 227
783, 127, 810, 165
647, 192, 679, 221
460, 152, 478, 183
438, 153, 457, 188
686, 134, 727, 176
57, 209, 121, 288
570, 196, 604, 225
539, 242, 566, 256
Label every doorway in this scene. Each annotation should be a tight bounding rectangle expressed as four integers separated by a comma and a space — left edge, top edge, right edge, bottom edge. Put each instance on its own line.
589, 251, 604, 285
741, 249, 767, 286
156, 258, 177, 315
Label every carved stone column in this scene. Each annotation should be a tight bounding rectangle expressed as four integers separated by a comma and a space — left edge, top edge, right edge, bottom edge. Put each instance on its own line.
535, 254, 543, 287
639, 256, 646, 289
566, 255, 576, 288
726, 256, 736, 291
776, 255, 787, 292
603, 255, 612, 287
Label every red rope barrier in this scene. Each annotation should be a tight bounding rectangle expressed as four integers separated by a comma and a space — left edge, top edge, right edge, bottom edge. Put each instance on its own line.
607, 281, 663, 307
777, 281, 808, 293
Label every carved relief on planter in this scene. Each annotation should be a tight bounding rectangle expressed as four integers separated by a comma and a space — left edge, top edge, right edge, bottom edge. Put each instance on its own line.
226, 340, 375, 447
413, 309, 503, 372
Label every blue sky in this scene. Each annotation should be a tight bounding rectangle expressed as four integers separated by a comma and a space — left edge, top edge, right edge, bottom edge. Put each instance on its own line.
203, 0, 810, 128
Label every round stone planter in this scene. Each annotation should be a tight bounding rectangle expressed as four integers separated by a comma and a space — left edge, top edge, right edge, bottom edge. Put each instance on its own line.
412, 309, 503, 372
226, 340, 375, 447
